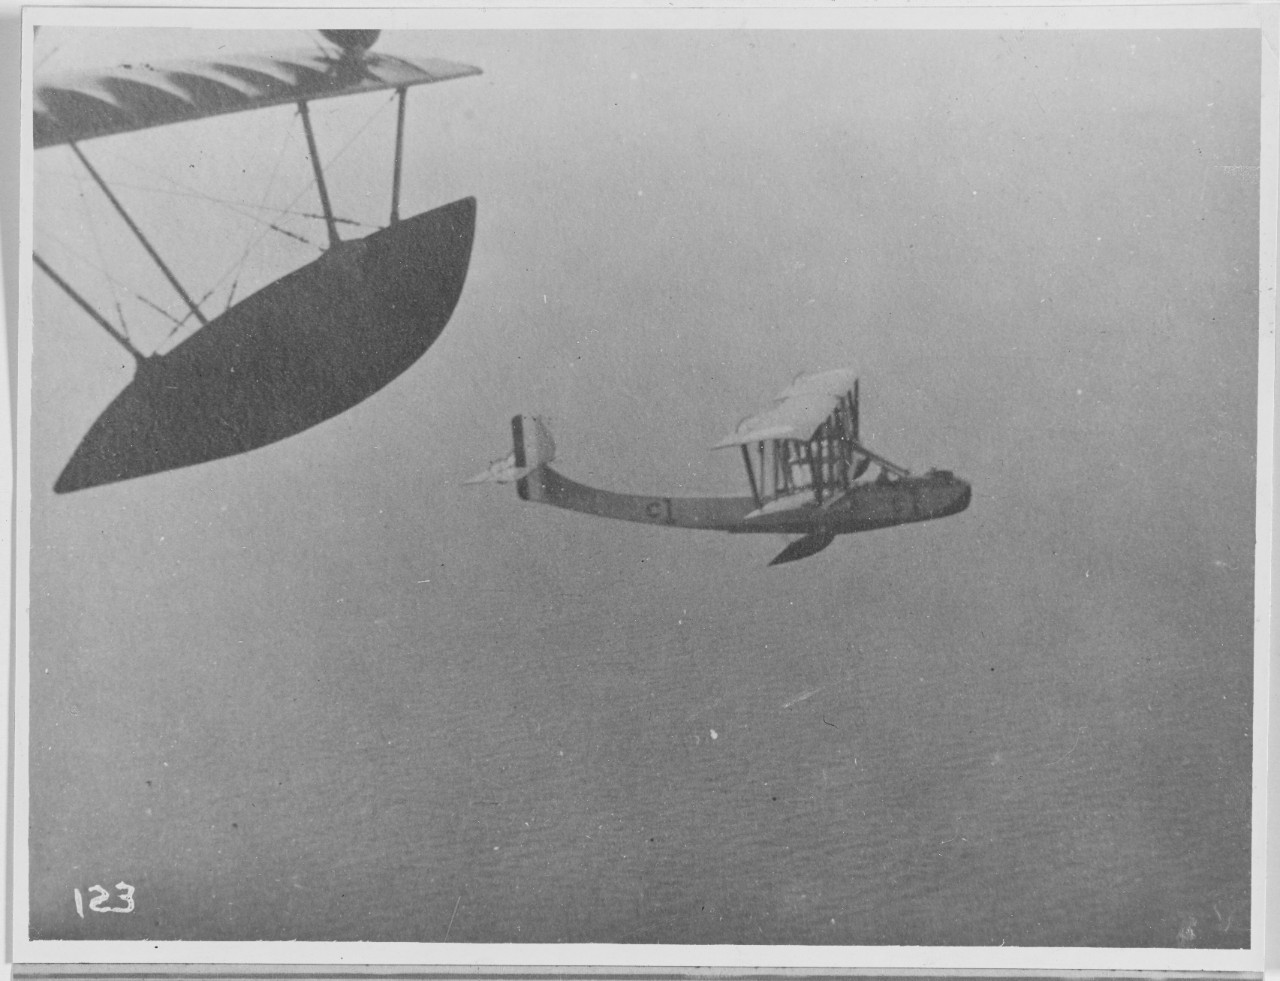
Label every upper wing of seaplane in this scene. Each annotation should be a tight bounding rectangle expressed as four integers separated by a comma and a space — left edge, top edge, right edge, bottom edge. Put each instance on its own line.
712, 369, 860, 447
33, 31, 481, 494
712, 368, 909, 482
34, 33, 480, 148
468, 369, 971, 566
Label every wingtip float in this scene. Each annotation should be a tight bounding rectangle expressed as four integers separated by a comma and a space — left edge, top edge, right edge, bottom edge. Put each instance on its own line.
469, 371, 972, 566
53, 197, 477, 494
36, 32, 481, 493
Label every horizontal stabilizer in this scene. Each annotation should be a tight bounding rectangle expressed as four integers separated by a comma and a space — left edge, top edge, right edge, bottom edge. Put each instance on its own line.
769, 529, 837, 566
464, 452, 533, 485
466, 414, 556, 487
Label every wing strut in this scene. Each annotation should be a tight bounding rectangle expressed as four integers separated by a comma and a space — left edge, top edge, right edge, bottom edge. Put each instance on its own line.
390, 87, 408, 224
809, 434, 824, 504
297, 101, 340, 249
740, 444, 762, 509
69, 142, 209, 328
33, 253, 146, 364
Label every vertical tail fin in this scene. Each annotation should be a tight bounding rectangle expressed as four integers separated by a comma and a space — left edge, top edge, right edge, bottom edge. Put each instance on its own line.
465, 414, 555, 489
512, 414, 555, 501
511, 414, 555, 468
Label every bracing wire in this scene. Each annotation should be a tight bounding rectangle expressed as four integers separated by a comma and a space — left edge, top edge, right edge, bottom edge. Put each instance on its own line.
43, 175, 375, 230
134, 89, 399, 310
308, 89, 401, 190
42, 88, 402, 346
135, 292, 187, 330
35, 44, 62, 72
71, 164, 127, 337
195, 90, 399, 299
40, 227, 177, 352
219, 110, 314, 311
163, 285, 221, 342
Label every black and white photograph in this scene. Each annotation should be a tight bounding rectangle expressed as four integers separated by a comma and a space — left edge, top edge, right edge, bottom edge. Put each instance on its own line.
12, 5, 1275, 969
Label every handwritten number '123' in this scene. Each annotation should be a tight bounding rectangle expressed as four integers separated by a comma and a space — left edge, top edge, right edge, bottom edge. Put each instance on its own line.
73, 883, 135, 917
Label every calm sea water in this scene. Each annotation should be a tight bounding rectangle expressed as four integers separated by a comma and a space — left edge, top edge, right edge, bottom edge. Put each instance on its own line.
28, 482, 1254, 946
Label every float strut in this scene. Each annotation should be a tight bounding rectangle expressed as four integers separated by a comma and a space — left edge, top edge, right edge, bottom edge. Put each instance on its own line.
70, 142, 209, 328
298, 100, 340, 249
390, 86, 407, 224
33, 253, 146, 364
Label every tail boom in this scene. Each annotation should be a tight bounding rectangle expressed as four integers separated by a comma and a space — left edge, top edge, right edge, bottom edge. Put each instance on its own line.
518, 463, 756, 530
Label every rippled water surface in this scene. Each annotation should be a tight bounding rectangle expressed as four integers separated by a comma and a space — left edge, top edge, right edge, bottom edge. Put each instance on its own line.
27, 27, 1257, 949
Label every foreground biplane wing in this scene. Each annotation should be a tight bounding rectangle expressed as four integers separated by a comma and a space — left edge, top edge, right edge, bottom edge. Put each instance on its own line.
33, 43, 481, 148
468, 370, 971, 566
34, 31, 480, 492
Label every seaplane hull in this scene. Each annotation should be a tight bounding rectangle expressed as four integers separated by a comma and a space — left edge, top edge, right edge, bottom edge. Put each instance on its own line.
518, 464, 971, 537
475, 376, 971, 566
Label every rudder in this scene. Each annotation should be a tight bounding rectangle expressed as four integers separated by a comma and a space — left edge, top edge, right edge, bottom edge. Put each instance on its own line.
512, 414, 555, 501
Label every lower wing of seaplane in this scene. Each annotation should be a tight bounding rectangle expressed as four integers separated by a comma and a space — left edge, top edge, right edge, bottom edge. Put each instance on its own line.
469, 370, 971, 566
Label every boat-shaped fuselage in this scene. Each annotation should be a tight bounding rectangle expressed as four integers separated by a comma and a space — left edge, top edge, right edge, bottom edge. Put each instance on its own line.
480, 378, 970, 564
518, 463, 971, 536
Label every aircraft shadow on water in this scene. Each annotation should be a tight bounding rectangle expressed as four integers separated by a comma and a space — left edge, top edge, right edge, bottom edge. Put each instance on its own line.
469, 369, 972, 565
33, 29, 478, 493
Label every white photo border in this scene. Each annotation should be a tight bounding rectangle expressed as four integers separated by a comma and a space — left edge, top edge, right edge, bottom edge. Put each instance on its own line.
8, 2, 1277, 973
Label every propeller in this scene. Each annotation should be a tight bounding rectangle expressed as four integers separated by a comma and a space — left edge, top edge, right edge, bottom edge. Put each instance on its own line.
320, 30, 382, 57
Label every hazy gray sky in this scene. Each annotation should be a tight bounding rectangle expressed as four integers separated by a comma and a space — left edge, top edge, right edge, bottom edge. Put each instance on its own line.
25, 25, 1261, 952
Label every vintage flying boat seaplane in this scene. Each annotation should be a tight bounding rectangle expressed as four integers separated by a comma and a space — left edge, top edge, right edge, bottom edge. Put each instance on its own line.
33, 29, 478, 492
468, 369, 971, 565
